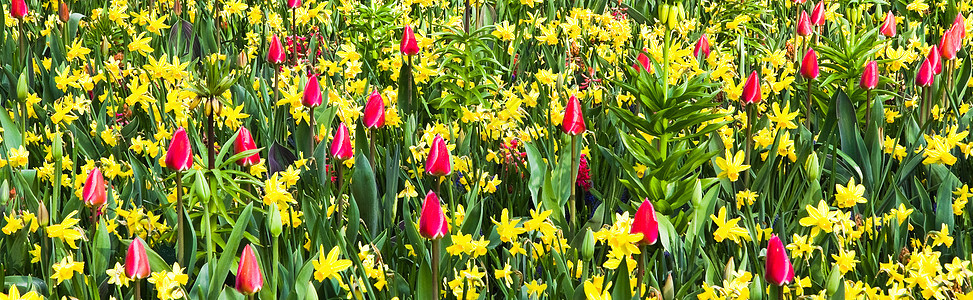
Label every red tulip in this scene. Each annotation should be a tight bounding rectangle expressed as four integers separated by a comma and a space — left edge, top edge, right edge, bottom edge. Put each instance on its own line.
630, 199, 659, 245
928, 46, 943, 75
916, 59, 935, 87
83, 168, 107, 208
633, 52, 653, 73
694, 35, 711, 59
267, 35, 285, 64
956, 13, 967, 39
287, 0, 301, 8
800, 48, 819, 80
10, 0, 26, 19
810, 2, 825, 26
793, 0, 806, 4
330, 123, 353, 161
418, 190, 448, 240
880, 12, 896, 37
860, 61, 878, 90
940, 25, 963, 60
765, 234, 795, 286
165, 127, 193, 171
797, 11, 813, 36
234, 127, 260, 167
400, 25, 419, 56
302, 73, 322, 108
742, 71, 762, 104
364, 89, 386, 129
235, 244, 264, 295
425, 135, 452, 177
125, 237, 151, 280
562, 94, 586, 135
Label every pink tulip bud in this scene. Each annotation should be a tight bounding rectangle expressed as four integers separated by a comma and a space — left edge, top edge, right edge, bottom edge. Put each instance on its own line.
880, 12, 896, 37
765, 234, 795, 286
400, 25, 419, 56
363, 89, 386, 129
797, 11, 813, 36
234, 127, 260, 167
916, 59, 935, 87
287, 0, 301, 9
125, 238, 151, 280
800, 48, 819, 80
235, 244, 264, 295
165, 127, 193, 171
928, 46, 943, 75
562, 94, 586, 135
267, 35, 285, 65
10, 0, 27, 19
83, 168, 107, 208
418, 190, 448, 240
694, 35, 711, 59
860, 61, 878, 90
956, 13, 967, 39
940, 25, 963, 60
810, 2, 825, 26
302, 73, 322, 108
793, 0, 806, 4
742, 71, 762, 104
425, 135, 452, 177
330, 123, 353, 161
630, 199, 659, 245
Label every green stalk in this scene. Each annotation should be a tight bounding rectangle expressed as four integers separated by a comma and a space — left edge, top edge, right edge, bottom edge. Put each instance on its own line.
431, 239, 440, 300
204, 192, 214, 280
336, 163, 344, 228
176, 170, 185, 266
744, 104, 754, 188
369, 128, 377, 173
272, 235, 279, 296
806, 78, 812, 129
134, 280, 141, 300
569, 134, 579, 228
636, 244, 647, 297
864, 89, 872, 127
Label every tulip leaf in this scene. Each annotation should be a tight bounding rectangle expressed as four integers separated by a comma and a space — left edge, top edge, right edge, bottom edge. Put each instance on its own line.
416, 259, 433, 300
524, 142, 546, 207
0, 107, 22, 149
208, 203, 254, 300
351, 153, 380, 238
268, 143, 297, 175
611, 258, 632, 300
90, 220, 111, 284
2, 276, 47, 296
219, 287, 245, 300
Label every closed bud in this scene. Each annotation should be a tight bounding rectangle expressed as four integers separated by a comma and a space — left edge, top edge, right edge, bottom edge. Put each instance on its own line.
658, 4, 669, 25
804, 152, 820, 180
37, 201, 49, 226
269, 207, 283, 237
663, 274, 674, 300
17, 72, 27, 101
236, 52, 249, 69
58, 1, 69, 23
581, 228, 595, 259
667, 5, 679, 28
194, 173, 210, 203
173, 0, 182, 15
101, 37, 111, 55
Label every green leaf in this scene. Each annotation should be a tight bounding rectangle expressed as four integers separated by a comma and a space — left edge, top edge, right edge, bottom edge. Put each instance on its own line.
207, 203, 254, 300
416, 259, 433, 300
524, 142, 547, 207
0, 107, 22, 149
612, 258, 632, 300
91, 220, 111, 284
351, 153, 380, 238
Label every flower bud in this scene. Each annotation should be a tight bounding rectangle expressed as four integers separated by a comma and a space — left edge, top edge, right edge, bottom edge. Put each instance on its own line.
804, 152, 820, 181
194, 173, 210, 203
58, 1, 69, 23
269, 207, 283, 237
667, 5, 679, 28
581, 228, 595, 259
37, 201, 49, 226
663, 274, 674, 300
16, 72, 27, 101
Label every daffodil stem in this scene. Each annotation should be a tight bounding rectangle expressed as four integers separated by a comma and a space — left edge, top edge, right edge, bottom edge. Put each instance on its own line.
176, 170, 184, 266
569, 134, 579, 228
431, 239, 440, 300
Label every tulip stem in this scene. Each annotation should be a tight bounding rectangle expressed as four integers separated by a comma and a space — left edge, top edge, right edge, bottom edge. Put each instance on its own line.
369, 128, 377, 173
310, 105, 316, 148
431, 239, 440, 300
176, 170, 185, 266
569, 134, 579, 228
806, 78, 812, 129
864, 89, 872, 127
744, 104, 754, 188
637, 244, 647, 297
134, 280, 141, 300
272, 235, 279, 296
336, 163, 344, 228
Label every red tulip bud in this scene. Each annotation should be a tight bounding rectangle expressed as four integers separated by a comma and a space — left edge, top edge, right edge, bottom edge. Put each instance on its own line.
267, 35, 285, 65
793, 0, 806, 4
302, 73, 322, 108
83, 168, 107, 208
125, 237, 151, 280
633, 52, 653, 73
330, 123, 353, 161
400, 25, 419, 56
234, 127, 260, 167
562, 94, 586, 135
425, 135, 452, 177
10, 0, 27, 19
916, 59, 935, 87
363, 89, 386, 129
235, 244, 264, 295
630, 199, 659, 245
940, 25, 963, 60
418, 190, 448, 240
694, 35, 711, 59
765, 234, 795, 286
928, 46, 943, 75
810, 2, 825, 26
287, 0, 301, 8
880, 12, 896, 37
797, 11, 813, 36
800, 48, 819, 80
742, 71, 762, 104
165, 127, 193, 171
956, 13, 967, 39
859, 61, 878, 90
